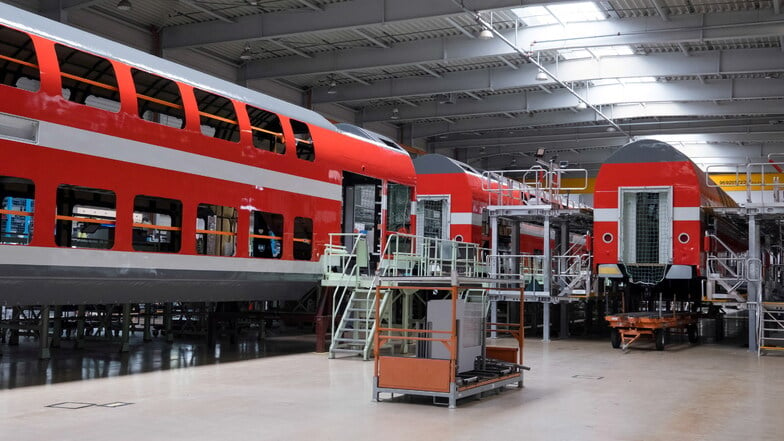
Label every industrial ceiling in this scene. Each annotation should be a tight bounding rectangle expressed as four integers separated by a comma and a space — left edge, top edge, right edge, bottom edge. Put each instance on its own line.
10, 0, 784, 173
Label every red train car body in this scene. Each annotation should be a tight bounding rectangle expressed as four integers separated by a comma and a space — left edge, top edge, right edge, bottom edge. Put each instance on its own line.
413, 154, 562, 254
593, 139, 738, 300
0, 4, 415, 305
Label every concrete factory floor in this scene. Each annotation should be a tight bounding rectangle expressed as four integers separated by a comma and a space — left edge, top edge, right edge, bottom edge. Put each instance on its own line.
2, 338, 781, 441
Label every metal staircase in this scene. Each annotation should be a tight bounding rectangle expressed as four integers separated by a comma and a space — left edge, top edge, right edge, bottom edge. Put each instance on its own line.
758, 302, 784, 355
329, 281, 393, 360
705, 233, 750, 302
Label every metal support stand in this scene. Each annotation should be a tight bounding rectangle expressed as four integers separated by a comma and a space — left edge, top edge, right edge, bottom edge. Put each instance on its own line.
51, 305, 62, 348
120, 303, 131, 353
9, 306, 20, 346
143, 303, 153, 342
543, 215, 551, 342
164, 302, 173, 343
748, 214, 760, 352
75, 304, 86, 349
490, 214, 499, 338
39, 305, 50, 360
560, 302, 569, 338
542, 301, 550, 342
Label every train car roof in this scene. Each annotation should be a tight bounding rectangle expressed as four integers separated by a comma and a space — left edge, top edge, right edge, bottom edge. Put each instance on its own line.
0, 3, 336, 133
414, 154, 481, 176
605, 139, 690, 164
334, 123, 409, 155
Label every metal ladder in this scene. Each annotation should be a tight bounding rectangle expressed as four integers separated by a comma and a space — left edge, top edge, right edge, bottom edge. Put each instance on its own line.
758, 302, 784, 355
329, 282, 392, 360
705, 234, 748, 302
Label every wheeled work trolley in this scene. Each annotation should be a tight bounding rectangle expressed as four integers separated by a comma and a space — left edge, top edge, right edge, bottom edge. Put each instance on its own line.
606, 312, 699, 351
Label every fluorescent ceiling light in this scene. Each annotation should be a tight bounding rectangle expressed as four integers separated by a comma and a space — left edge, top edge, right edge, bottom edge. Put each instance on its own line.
513, 2, 606, 27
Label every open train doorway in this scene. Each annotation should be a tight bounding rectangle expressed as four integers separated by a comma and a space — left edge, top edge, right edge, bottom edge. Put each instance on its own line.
342, 172, 382, 262
618, 187, 673, 285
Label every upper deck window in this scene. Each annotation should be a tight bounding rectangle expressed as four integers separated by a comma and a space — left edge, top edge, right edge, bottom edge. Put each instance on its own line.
194, 89, 240, 142
290, 120, 315, 161
0, 25, 40, 91
247, 105, 285, 154
55, 44, 119, 112
132, 69, 185, 129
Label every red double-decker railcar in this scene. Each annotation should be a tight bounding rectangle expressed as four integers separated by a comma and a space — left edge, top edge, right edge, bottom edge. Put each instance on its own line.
414, 154, 569, 254
0, 4, 415, 306
593, 139, 739, 303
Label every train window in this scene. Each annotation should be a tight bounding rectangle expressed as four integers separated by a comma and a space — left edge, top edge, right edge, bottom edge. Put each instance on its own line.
132, 69, 185, 129
55, 185, 116, 249
133, 195, 182, 253
55, 44, 119, 111
250, 211, 283, 259
293, 217, 312, 260
386, 183, 411, 233
0, 176, 34, 245
247, 105, 285, 154
194, 89, 240, 143
196, 204, 237, 256
290, 120, 315, 161
0, 26, 40, 92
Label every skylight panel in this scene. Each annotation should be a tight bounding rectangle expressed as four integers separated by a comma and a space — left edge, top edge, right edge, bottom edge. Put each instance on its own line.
591, 78, 619, 86
558, 48, 593, 60
590, 45, 635, 58
513, 2, 606, 27
548, 2, 607, 23
622, 77, 658, 83
512, 6, 559, 26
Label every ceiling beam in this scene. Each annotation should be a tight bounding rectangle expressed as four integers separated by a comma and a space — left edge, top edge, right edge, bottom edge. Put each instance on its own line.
411, 100, 784, 139
416, 63, 442, 78
161, 0, 530, 49
359, 79, 784, 123
296, 0, 324, 12
311, 48, 784, 103
445, 17, 476, 39
178, 0, 236, 24
340, 71, 371, 85
269, 39, 312, 58
242, 11, 784, 80
353, 28, 389, 48
498, 56, 518, 70
649, 0, 670, 21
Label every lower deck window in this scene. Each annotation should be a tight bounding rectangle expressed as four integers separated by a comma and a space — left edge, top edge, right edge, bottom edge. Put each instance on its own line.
250, 211, 283, 259
196, 204, 237, 256
0, 176, 34, 245
294, 217, 312, 260
55, 185, 116, 249
133, 195, 182, 253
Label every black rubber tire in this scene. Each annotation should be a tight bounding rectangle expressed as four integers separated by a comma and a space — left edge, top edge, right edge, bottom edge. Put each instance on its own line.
654, 330, 665, 351
687, 325, 699, 344
610, 329, 621, 349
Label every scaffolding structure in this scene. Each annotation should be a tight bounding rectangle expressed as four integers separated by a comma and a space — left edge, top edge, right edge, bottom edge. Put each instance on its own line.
705, 154, 784, 353
481, 164, 593, 341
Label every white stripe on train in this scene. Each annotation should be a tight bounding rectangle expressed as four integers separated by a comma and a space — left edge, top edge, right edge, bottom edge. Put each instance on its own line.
594, 207, 700, 222
30, 119, 343, 202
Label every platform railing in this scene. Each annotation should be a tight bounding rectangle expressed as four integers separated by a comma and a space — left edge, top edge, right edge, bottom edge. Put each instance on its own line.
705, 156, 784, 206
705, 233, 749, 302
480, 167, 589, 209
379, 232, 488, 279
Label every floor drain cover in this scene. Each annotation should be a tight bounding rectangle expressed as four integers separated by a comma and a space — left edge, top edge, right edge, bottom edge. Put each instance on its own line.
572, 375, 604, 380
100, 402, 133, 408
46, 402, 96, 409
